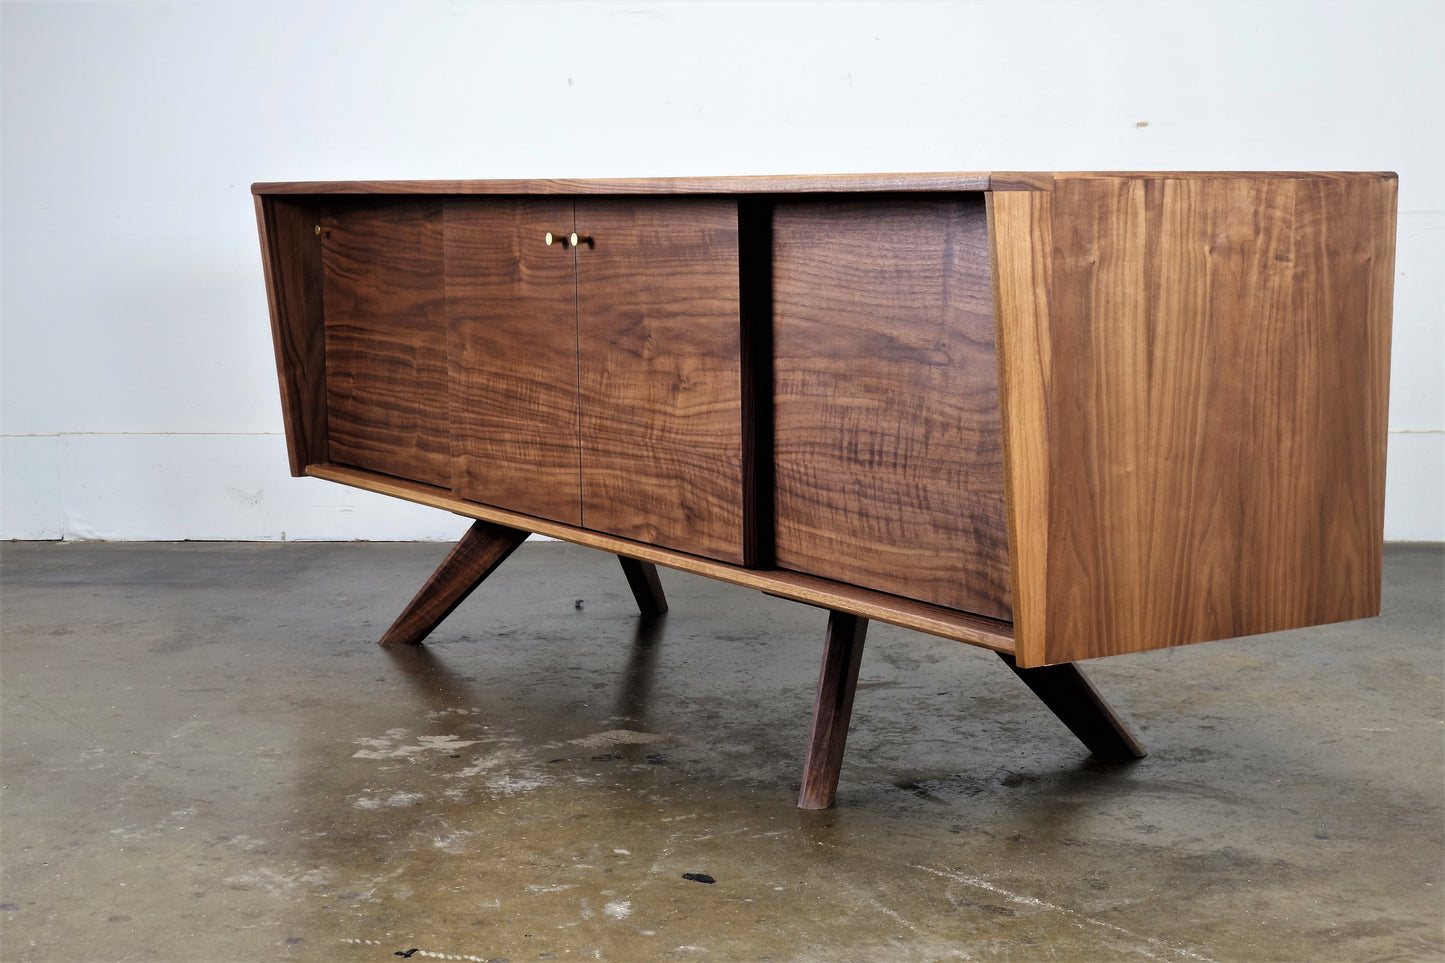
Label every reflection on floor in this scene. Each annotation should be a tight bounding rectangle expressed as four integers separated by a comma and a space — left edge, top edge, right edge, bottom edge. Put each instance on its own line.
2, 540, 1440, 961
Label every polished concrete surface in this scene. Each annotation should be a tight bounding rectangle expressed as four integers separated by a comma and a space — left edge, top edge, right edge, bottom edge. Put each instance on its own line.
1, 539, 1441, 962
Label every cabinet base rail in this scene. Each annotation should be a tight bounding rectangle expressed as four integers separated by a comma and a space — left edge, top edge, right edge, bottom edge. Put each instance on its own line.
307, 462, 1016, 655
378, 521, 1145, 809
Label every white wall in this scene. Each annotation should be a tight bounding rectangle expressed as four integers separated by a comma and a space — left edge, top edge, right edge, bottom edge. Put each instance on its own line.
2, 0, 1440, 541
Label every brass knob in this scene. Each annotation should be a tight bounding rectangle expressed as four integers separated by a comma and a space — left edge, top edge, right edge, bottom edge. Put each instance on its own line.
570, 232, 593, 248
544, 231, 562, 246
314, 225, 331, 236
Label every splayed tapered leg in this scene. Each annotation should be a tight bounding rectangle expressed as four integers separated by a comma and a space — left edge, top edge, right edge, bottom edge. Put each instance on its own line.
618, 556, 669, 617
998, 653, 1146, 760
798, 610, 869, 810
378, 520, 530, 646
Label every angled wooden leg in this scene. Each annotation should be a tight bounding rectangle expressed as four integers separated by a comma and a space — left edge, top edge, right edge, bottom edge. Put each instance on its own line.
378, 520, 530, 646
998, 653, 1146, 760
798, 610, 869, 810
618, 556, 668, 617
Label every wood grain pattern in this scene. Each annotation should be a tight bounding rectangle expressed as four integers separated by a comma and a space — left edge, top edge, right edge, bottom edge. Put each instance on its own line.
576, 198, 746, 563
254, 195, 327, 475
253, 173, 1391, 198
446, 198, 583, 526
306, 463, 1017, 654
321, 199, 450, 487
798, 611, 868, 810
988, 172, 1056, 192
988, 190, 1054, 667
378, 519, 530, 645
254, 173, 1000, 196
772, 196, 1012, 620
1051, 171, 1395, 182
1008, 173, 1396, 664
254, 173, 1396, 674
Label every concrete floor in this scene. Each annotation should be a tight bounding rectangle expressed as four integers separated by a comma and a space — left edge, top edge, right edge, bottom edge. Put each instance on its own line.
1, 540, 1440, 962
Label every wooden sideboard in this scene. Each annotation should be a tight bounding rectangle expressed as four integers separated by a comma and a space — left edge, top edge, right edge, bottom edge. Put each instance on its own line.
253, 172, 1397, 808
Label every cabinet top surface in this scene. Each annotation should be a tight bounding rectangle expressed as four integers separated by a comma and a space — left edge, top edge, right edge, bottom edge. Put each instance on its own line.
251, 171, 1396, 196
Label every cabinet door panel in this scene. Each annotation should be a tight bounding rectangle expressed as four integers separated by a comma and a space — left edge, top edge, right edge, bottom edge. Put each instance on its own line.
576, 199, 746, 564
772, 196, 1012, 620
321, 199, 450, 487
447, 198, 582, 526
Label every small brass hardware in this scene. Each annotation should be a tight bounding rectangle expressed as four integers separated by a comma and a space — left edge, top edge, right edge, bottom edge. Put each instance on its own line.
570, 232, 593, 248
545, 231, 567, 247
314, 225, 331, 236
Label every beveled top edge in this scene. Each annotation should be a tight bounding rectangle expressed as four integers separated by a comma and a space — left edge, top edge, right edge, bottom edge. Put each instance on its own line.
250, 171, 1397, 197
251, 173, 1003, 195
1050, 170, 1397, 181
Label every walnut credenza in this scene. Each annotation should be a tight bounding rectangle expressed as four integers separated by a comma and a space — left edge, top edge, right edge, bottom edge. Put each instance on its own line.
253, 172, 1397, 808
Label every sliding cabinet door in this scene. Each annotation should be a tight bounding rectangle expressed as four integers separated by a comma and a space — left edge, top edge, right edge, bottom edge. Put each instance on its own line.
771, 195, 1012, 620
320, 199, 451, 488
446, 198, 583, 526
575, 198, 746, 563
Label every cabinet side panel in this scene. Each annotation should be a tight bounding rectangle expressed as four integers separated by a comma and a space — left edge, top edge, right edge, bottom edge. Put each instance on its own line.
772, 196, 1012, 620
255, 195, 327, 475
321, 199, 451, 488
576, 198, 746, 564
1042, 175, 1397, 663
988, 190, 1054, 667
447, 198, 583, 527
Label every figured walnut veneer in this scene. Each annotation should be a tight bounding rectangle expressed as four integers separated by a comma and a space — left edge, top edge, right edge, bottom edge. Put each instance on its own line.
990, 175, 1396, 664
772, 195, 1011, 621
254, 172, 1395, 668
574, 198, 746, 564
446, 198, 583, 526
320, 199, 450, 488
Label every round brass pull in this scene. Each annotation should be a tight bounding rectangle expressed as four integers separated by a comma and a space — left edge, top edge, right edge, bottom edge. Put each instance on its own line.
544, 231, 564, 246
570, 232, 593, 248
